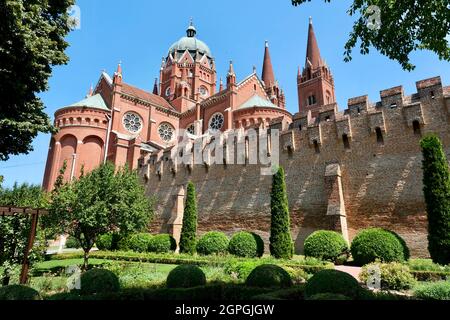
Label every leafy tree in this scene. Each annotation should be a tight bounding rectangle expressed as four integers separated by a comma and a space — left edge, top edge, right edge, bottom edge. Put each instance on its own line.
0, 0, 75, 161
0, 183, 49, 285
292, 0, 450, 71
46, 163, 154, 269
179, 182, 198, 254
270, 167, 294, 259
420, 135, 450, 265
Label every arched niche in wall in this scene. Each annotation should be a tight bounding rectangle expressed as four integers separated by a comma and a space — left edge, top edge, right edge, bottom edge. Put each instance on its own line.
79, 135, 104, 174
59, 134, 78, 181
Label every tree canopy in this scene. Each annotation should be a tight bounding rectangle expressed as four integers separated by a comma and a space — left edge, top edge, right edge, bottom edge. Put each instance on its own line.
0, 0, 75, 161
45, 163, 154, 268
292, 0, 450, 71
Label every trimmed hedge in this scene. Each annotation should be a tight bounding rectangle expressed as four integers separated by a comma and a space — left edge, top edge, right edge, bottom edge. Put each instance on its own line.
0, 285, 42, 300
246, 264, 293, 288
148, 234, 177, 253
228, 232, 264, 258
360, 262, 416, 291
350, 228, 408, 266
304, 269, 361, 299
303, 230, 348, 263
166, 265, 206, 288
196, 232, 229, 256
80, 268, 120, 295
414, 281, 450, 300
128, 233, 153, 253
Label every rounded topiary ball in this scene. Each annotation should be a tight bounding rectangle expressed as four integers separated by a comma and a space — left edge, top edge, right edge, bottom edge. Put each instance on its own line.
0, 285, 42, 300
65, 236, 80, 249
228, 231, 264, 258
96, 233, 113, 251
128, 233, 153, 253
80, 268, 120, 295
245, 264, 293, 288
196, 232, 229, 256
350, 228, 408, 266
304, 230, 348, 262
304, 269, 361, 299
166, 265, 207, 288
148, 234, 177, 253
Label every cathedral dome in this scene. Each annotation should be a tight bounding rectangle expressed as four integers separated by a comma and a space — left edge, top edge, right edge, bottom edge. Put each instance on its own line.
168, 21, 212, 58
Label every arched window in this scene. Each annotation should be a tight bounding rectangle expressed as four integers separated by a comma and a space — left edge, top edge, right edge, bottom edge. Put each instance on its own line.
413, 120, 422, 136
375, 127, 384, 145
343, 134, 350, 149
308, 95, 316, 106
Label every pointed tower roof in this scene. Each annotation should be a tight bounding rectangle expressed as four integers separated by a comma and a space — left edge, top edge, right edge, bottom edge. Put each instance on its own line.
153, 78, 159, 95
305, 17, 322, 69
261, 41, 275, 87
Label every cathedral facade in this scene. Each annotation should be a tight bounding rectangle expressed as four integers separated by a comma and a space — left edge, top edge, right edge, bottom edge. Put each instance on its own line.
43, 20, 450, 257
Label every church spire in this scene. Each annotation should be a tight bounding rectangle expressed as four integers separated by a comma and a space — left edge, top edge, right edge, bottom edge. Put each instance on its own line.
153, 78, 159, 95
305, 17, 322, 69
261, 40, 275, 88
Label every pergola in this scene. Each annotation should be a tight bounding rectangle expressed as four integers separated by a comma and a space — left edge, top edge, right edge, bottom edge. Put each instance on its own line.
0, 206, 48, 284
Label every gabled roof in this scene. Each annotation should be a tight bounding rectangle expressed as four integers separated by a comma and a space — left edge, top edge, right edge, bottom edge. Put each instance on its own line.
121, 83, 176, 112
238, 94, 277, 110
63, 94, 109, 111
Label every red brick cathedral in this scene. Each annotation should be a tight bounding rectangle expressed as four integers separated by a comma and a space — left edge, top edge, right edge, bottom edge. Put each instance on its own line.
43, 19, 331, 190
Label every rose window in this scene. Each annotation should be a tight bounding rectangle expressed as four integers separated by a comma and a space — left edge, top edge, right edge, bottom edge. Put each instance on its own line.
158, 123, 175, 142
209, 113, 224, 131
123, 112, 143, 133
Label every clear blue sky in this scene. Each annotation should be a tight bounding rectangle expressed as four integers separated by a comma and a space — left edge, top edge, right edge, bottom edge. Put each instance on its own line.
1, 0, 449, 188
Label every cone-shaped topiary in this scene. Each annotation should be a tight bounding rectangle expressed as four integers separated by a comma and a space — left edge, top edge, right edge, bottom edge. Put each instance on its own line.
166, 265, 206, 288
270, 166, 293, 259
0, 285, 42, 300
304, 230, 348, 262
179, 182, 198, 254
228, 231, 264, 258
420, 135, 450, 265
304, 269, 361, 299
245, 264, 293, 288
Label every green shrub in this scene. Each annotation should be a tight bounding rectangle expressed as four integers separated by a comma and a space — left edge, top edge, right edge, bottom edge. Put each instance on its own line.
251, 287, 305, 300
360, 262, 416, 291
307, 293, 351, 300
65, 236, 80, 249
0, 285, 42, 300
196, 232, 229, 256
224, 260, 264, 280
80, 268, 120, 295
179, 182, 198, 254
350, 228, 408, 266
228, 232, 264, 258
128, 233, 153, 253
408, 259, 450, 272
96, 233, 113, 251
304, 269, 361, 299
246, 264, 293, 288
166, 265, 206, 288
117, 235, 131, 251
270, 167, 294, 259
303, 230, 348, 263
414, 281, 450, 300
148, 234, 177, 253
421, 135, 450, 265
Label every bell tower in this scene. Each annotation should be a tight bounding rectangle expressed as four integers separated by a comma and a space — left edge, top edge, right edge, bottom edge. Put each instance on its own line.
297, 18, 335, 116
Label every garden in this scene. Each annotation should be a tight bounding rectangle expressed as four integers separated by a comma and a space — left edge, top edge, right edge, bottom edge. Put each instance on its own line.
1, 136, 450, 301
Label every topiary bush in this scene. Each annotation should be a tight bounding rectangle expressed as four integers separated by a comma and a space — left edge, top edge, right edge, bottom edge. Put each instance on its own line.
304, 269, 361, 299
65, 236, 80, 249
228, 231, 264, 258
128, 233, 153, 253
350, 228, 408, 266
360, 262, 416, 291
147, 234, 177, 253
196, 232, 229, 256
245, 264, 293, 288
80, 268, 120, 295
303, 230, 348, 263
96, 233, 113, 251
179, 181, 198, 254
0, 285, 42, 300
224, 260, 264, 280
306, 293, 351, 300
166, 265, 206, 288
414, 281, 450, 300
